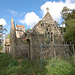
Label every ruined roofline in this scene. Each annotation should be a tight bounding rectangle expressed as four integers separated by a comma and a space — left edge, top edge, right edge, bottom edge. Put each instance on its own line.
11, 18, 25, 28
16, 25, 25, 28
32, 20, 42, 31
30, 19, 45, 34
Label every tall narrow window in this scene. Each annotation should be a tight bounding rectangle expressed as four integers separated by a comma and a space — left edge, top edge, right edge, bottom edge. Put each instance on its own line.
48, 32, 50, 44
51, 32, 53, 41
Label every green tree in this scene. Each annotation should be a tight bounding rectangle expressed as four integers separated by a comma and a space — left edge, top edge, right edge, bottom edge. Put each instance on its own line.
61, 6, 72, 20
7, 34, 10, 39
0, 25, 7, 50
3, 28, 7, 32
61, 7, 75, 43
64, 10, 75, 43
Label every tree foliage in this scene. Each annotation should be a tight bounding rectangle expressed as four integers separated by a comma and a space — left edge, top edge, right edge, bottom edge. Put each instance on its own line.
61, 6, 72, 20
7, 34, 10, 39
3, 28, 7, 32
61, 7, 75, 43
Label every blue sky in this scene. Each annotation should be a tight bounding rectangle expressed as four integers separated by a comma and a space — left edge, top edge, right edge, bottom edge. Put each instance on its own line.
0, 0, 75, 34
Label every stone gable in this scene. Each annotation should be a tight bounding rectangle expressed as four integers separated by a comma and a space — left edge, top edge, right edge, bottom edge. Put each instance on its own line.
31, 11, 63, 44
43, 12, 54, 24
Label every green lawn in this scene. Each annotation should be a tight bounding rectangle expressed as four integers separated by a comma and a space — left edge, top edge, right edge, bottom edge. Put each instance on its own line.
0, 53, 75, 75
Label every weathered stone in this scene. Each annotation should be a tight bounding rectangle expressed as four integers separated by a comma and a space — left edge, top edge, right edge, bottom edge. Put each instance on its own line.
9, 9, 63, 60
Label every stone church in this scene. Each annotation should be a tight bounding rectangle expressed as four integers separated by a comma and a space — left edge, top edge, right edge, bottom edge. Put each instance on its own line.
9, 8, 63, 60
31, 7, 63, 44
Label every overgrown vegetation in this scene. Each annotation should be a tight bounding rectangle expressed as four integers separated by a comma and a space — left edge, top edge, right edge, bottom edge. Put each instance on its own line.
0, 53, 75, 75
0, 45, 3, 50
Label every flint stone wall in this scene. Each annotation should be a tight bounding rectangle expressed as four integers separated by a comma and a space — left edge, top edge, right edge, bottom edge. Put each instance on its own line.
12, 38, 30, 59
30, 38, 71, 60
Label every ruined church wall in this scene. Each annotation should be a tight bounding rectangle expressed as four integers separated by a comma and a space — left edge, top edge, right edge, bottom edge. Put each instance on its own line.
10, 18, 16, 58
29, 34, 44, 60
30, 33, 69, 60
13, 39, 30, 59
10, 18, 29, 58
40, 45, 70, 59
5, 46, 10, 54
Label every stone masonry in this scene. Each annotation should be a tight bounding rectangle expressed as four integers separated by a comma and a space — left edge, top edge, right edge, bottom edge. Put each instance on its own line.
10, 8, 63, 60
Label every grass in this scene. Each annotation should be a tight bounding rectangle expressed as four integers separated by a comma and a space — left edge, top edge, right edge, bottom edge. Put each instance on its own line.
45, 58, 75, 75
0, 53, 75, 75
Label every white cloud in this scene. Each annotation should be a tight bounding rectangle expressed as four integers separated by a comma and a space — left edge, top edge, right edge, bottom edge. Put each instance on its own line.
66, 0, 70, 3
41, 0, 75, 23
20, 0, 75, 28
10, 10, 17, 14
20, 12, 41, 27
66, 0, 75, 3
0, 18, 7, 26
